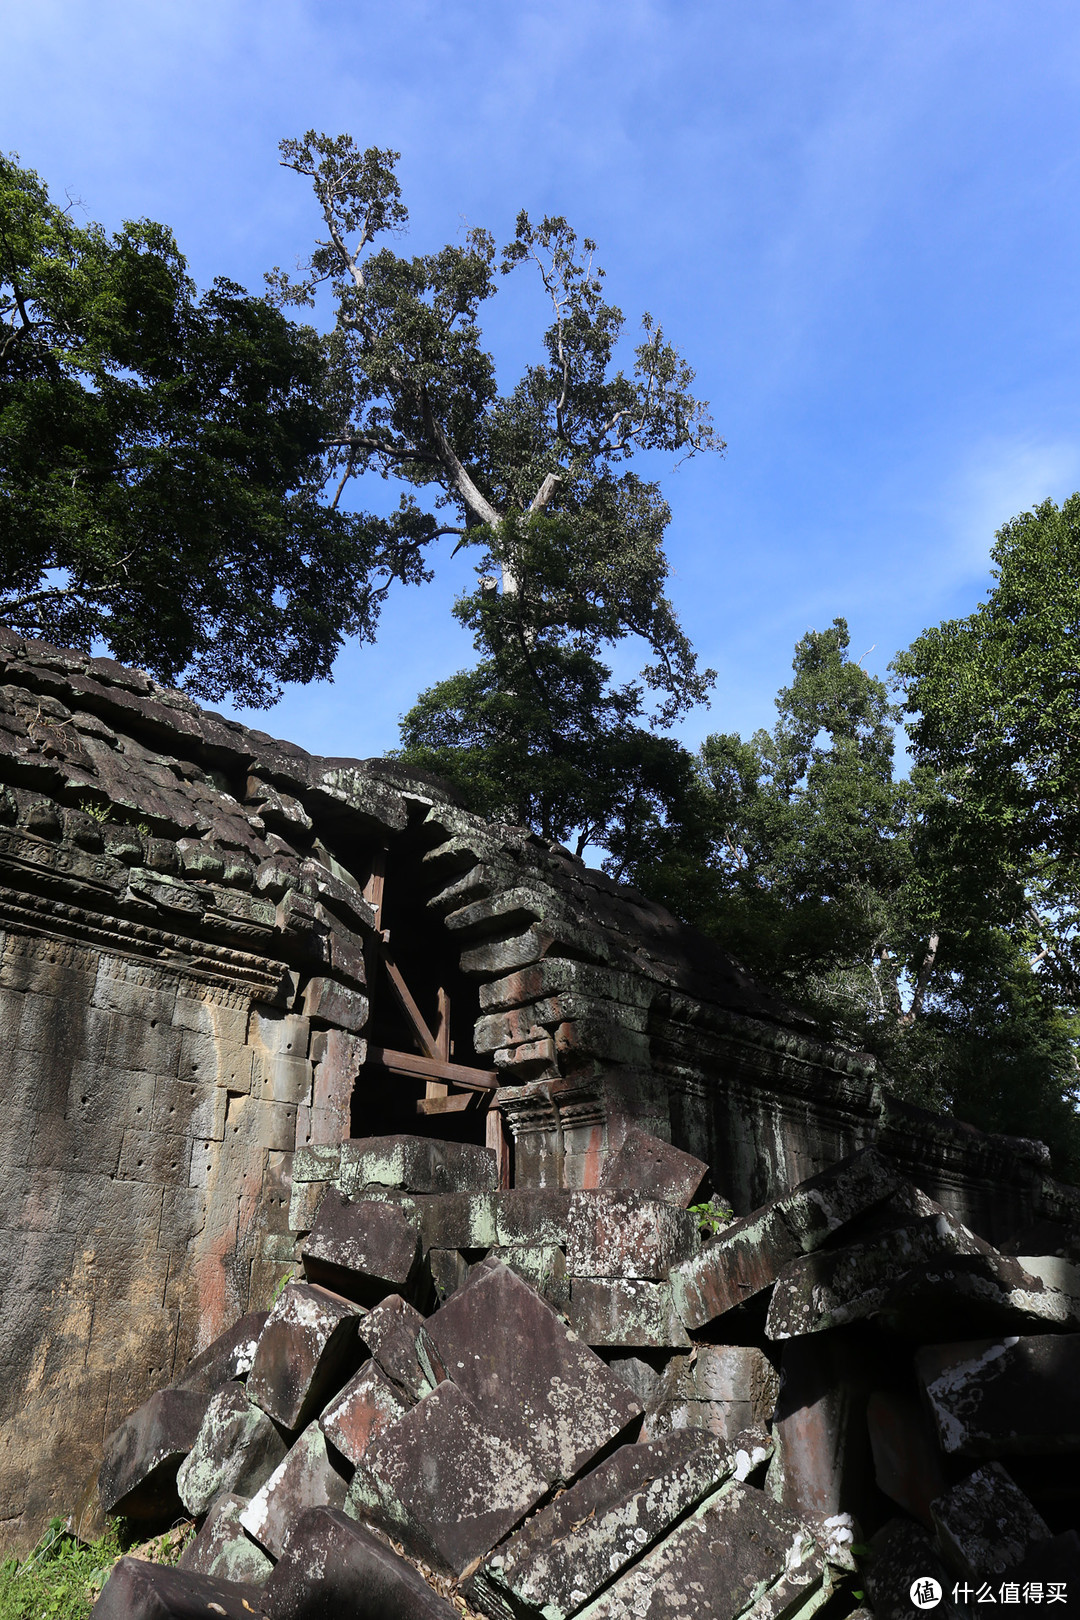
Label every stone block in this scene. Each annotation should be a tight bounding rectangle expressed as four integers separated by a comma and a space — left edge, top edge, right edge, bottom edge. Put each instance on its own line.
289, 1179, 329, 1235
484, 1245, 569, 1313
339, 1134, 497, 1195
429, 1248, 470, 1303
292, 1144, 342, 1183
930, 1461, 1050, 1580
255, 1055, 314, 1107
240, 1422, 350, 1559
247, 1283, 363, 1431
492, 1187, 571, 1246
599, 1126, 708, 1207
567, 1191, 699, 1280
347, 1380, 550, 1578
670, 1148, 903, 1330
866, 1390, 947, 1530
178, 1492, 273, 1586
301, 1189, 420, 1305
319, 1359, 412, 1467
261, 1505, 458, 1619
301, 977, 368, 1032
772, 1329, 882, 1519
117, 1127, 193, 1183
641, 1344, 779, 1444
414, 1191, 497, 1250
91, 1557, 263, 1620
98, 1387, 211, 1520
765, 1205, 986, 1339
177, 1382, 289, 1516
603, 1353, 663, 1405
875, 1251, 1080, 1338
171, 1312, 269, 1394
569, 1278, 690, 1348
359, 1293, 436, 1401
469, 1430, 757, 1620
423, 1259, 643, 1483
572, 1482, 824, 1620
151, 1078, 226, 1142
916, 1333, 1080, 1457
865, 1518, 965, 1620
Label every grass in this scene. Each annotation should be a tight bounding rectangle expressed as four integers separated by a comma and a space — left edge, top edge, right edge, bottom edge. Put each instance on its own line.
0, 1518, 191, 1620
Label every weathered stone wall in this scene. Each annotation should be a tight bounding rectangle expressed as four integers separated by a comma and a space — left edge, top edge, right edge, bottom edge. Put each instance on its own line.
2, 626, 1078, 1556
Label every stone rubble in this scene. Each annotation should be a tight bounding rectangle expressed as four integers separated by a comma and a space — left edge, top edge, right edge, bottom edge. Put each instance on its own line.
92, 1132, 1080, 1618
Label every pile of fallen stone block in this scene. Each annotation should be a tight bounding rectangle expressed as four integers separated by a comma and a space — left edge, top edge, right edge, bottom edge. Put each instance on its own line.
92, 1130, 1080, 1618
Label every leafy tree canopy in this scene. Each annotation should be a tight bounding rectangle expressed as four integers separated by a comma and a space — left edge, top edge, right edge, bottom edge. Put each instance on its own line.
0, 152, 426, 706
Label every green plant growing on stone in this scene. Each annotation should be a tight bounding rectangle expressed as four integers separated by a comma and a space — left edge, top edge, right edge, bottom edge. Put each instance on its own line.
77, 799, 112, 824
689, 1198, 733, 1235
0, 1517, 121, 1620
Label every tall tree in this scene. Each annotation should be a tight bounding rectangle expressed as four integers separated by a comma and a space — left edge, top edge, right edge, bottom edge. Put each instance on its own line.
271, 132, 721, 820
0, 153, 421, 707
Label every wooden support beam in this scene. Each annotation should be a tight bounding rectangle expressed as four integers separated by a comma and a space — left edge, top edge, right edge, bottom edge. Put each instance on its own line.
367, 1045, 498, 1092
383, 955, 441, 1062
427, 985, 452, 1100
416, 1092, 478, 1116
363, 846, 387, 932
486, 1097, 511, 1189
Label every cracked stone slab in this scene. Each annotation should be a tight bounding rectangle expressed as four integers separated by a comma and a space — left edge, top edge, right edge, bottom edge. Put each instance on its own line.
261, 1505, 459, 1619
319, 1358, 412, 1466
571, 1482, 825, 1620
641, 1346, 779, 1444
422, 1258, 643, 1483
239, 1421, 350, 1559
599, 1127, 708, 1208
247, 1283, 363, 1430
301, 1187, 421, 1305
567, 1192, 699, 1280
765, 1204, 986, 1338
930, 1461, 1050, 1579
569, 1277, 691, 1348
178, 1493, 273, 1586
177, 1381, 289, 1516
338, 1134, 497, 1195
669, 1148, 902, 1330
98, 1387, 211, 1520
874, 1252, 1080, 1338
916, 1333, 1080, 1456
346, 1379, 551, 1578
467, 1428, 771, 1620
91, 1556, 263, 1620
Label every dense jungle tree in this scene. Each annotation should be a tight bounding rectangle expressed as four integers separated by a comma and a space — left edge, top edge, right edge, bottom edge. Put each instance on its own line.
0, 152, 412, 707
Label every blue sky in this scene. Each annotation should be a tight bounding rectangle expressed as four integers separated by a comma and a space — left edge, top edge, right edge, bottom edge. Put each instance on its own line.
5, 0, 1080, 761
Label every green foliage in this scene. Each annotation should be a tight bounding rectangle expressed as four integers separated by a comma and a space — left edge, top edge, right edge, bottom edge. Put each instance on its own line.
0, 151, 424, 707
0, 1519, 121, 1620
688, 1198, 734, 1234
277, 134, 720, 857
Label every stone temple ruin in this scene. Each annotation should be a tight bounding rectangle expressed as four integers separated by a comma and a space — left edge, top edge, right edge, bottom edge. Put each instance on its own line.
1, 624, 1079, 1616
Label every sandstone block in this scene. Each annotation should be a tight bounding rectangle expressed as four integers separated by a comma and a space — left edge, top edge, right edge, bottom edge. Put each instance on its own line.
670, 1148, 903, 1329
414, 1191, 497, 1250
177, 1382, 289, 1516
91, 1557, 262, 1620
865, 1518, 965, 1620
765, 1205, 986, 1338
319, 1359, 412, 1467
567, 1191, 699, 1280
338, 1134, 497, 1195
240, 1422, 350, 1559
876, 1252, 1080, 1338
930, 1461, 1050, 1579
301, 977, 368, 1032
171, 1311, 268, 1394
291, 1145, 342, 1184
469, 1430, 759, 1620
916, 1333, 1080, 1456
428, 1248, 470, 1303
98, 1388, 210, 1521
423, 1258, 643, 1482
569, 1278, 690, 1348
178, 1492, 273, 1586
572, 1482, 823, 1620
288, 1179, 328, 1235
866, 1390, 946, 1530
599, 1126, 708, 1207
360, 1293, 440, 1401
301, 1189, 420, 1305
641, 1344, 779, 1443
347, 1380, 549, 1577
484, 1245, 569, 1312
261, 1505, 458, 1620
492, 1187, 571, 1246
247, 1284, 362, 1431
